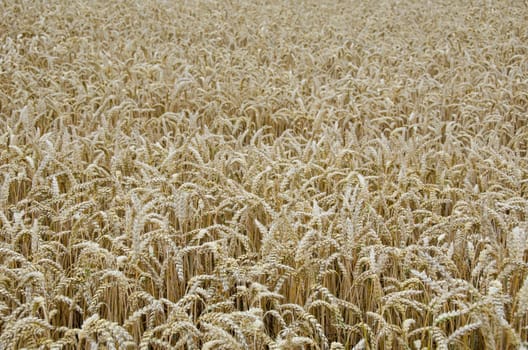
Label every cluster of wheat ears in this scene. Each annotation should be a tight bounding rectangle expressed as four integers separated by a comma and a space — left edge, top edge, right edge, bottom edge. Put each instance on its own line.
1, 0, 527, 349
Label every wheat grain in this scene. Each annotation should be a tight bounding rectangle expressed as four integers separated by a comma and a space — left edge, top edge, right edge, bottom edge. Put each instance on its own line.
0, 0, 527, 348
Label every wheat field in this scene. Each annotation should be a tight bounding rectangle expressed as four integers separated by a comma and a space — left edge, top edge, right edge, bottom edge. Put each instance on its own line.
1, 0, 527, 349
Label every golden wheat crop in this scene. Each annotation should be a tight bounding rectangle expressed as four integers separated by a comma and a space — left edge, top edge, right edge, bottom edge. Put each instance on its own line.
1, 0, 527, 349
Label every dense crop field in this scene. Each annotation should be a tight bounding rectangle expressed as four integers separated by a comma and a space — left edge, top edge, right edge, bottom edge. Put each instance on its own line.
1, 0, 527, 349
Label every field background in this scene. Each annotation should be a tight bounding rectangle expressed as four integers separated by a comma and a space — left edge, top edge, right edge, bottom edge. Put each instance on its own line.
1, 0, 527, 349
